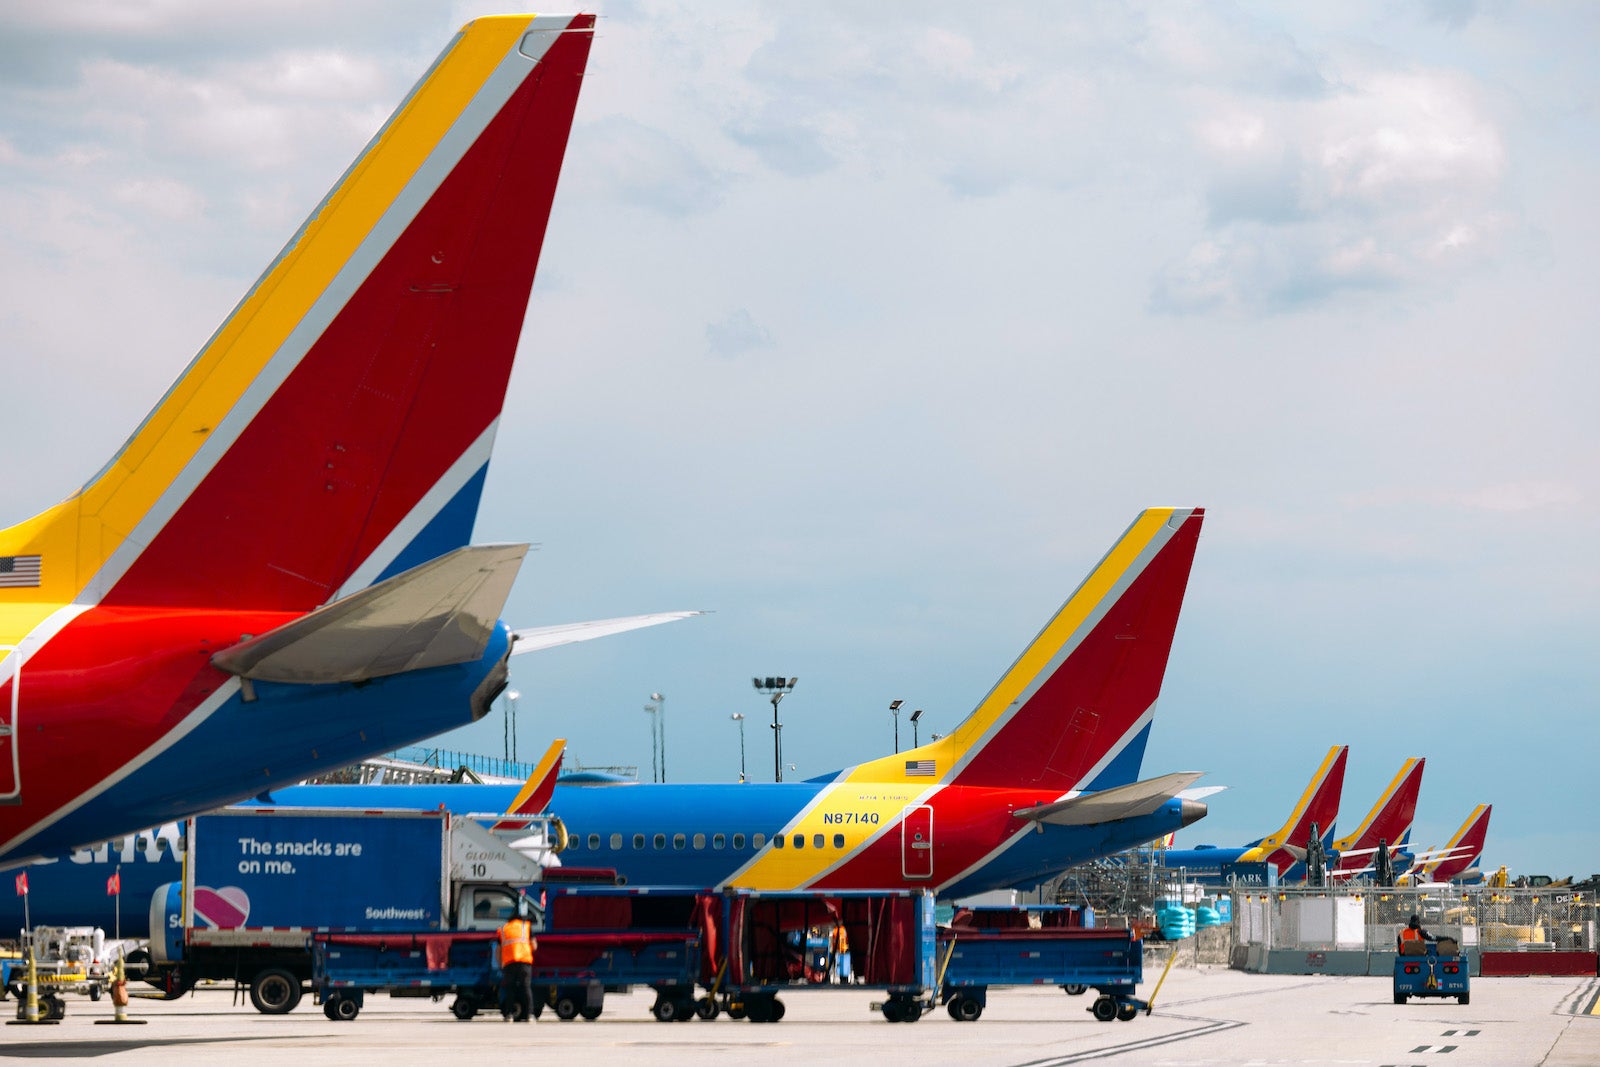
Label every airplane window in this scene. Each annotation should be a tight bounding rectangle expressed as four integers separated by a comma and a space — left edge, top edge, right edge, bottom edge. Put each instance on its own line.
833, 834, 844, 849
673, 834, 686, 850
588, 834, 600, 850
793, 834, 805, 849
653, 833, 666, 850
752, 833, 764, 849
567, 835, 581, 851
633, 834, 645, 850
693, 834, 706, 850
712, 834, 725, 850
734, 834, 747, 849
773, 835, 785, 849
610, 833, 623, 850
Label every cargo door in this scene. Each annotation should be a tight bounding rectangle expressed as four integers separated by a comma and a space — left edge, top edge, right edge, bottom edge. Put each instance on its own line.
901, 805, 933, 880
0, 648, 20, 802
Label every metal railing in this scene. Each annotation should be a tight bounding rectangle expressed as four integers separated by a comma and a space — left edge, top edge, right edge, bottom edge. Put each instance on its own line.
1232, 884, 1599, 953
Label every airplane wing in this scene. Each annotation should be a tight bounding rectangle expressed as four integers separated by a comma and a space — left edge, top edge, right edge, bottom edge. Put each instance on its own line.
510, 611, 706, 653
1012, 772, 1206, 826
212, 544, 527, 684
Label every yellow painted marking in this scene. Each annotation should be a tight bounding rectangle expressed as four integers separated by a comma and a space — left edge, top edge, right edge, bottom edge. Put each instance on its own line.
733, 784, 921, 889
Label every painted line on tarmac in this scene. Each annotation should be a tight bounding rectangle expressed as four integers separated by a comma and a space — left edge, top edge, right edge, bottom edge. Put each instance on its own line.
1559, 977, 1600, 1016
1006, 1012, 1247, 1066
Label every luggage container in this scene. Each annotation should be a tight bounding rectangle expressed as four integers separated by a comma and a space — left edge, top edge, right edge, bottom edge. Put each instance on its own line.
938, 906, 1145, 1022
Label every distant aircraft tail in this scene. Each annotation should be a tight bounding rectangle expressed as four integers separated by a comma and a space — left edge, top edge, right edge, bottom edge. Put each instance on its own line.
1331, 757, 1425, 873
491, 738, 566, 831
1418, 804, 1492, 883
847, 507, 1204, 793
0, 15, 595, 623
1237, 745, 1348, 874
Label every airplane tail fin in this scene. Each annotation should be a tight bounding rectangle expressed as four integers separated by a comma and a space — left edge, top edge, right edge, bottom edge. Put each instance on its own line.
847, 508, 1204, 791
491, 738, 566, 830
1423, 804, 1491, 883
1332, 757, 1425, 865
1238, 745, 1348, 873
0, 15, 595, 621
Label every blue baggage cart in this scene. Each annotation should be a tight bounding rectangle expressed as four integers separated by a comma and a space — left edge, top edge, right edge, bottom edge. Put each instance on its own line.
311, 925, 703, 1021
1393, 939, 1469, 1005
938, 907, 1144, 1022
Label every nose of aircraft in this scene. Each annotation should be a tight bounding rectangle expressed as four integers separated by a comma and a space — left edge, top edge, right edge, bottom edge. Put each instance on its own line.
1180, 798, 1208, 827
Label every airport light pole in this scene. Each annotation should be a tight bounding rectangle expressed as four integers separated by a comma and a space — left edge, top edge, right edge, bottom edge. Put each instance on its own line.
731, 713, 747, 782
651, 691, 666, 782
910, 707, 923, 748
753, 677, 798, 782
889, 699, 903, 753
643, 702, 660, 783
503, 689, 521, 764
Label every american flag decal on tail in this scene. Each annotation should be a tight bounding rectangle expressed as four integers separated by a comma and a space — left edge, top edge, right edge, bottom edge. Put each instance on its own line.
0, 556, 41, 588
905, 759, 935, 777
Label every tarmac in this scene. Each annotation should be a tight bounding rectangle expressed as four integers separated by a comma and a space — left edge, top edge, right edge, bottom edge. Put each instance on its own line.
3, 966, 1598, 1066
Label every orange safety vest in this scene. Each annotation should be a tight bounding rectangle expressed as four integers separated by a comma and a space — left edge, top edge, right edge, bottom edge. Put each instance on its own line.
499, 918, 534, 966
1399, 927, 1424, 944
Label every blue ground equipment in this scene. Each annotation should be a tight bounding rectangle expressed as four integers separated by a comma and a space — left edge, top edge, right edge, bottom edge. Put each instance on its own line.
1392, 937, 1469, 1005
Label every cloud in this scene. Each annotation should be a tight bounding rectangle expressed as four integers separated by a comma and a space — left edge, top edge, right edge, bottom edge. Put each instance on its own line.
706, 308, 773, 358
1154, 63, 1507, 313
569, 116, 726, 216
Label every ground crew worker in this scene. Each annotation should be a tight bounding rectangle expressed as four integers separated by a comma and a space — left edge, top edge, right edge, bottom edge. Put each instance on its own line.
1397, 914, 1433, 952
499, 900, 537, 1022
830, 923, 851, 984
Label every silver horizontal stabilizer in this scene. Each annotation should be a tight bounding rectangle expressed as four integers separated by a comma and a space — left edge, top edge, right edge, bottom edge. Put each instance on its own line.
510, 611, 707, 653
1013, 771, 1206, 826
211, 544, 528, 683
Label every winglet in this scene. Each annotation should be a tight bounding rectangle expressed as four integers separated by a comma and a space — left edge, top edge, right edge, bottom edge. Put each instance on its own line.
491, 738, 566, 829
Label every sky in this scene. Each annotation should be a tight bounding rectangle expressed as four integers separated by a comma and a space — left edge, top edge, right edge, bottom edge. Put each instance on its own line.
1, 1, 1595, 879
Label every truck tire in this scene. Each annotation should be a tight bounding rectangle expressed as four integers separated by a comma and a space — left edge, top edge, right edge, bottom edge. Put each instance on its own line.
1458, 993, 1469, 1005
89, 984, 102, 1002
122, 948, 154, 985
1117, 1003, 1139, 1021
451, 997, 479, 1020
579, 1005, 602, 1021
1091, 996, 1118, 1022
43, 994, 66, 1021
1063, 983, 1088, 996
249, 968, 303, 1014
1393, 992, 1406, 1005
695, 996, 719, 1020
324, 994, 360, 1021
948, 994, 982, 1022
554, 995, 580, 1020
652, 996, 689, 1022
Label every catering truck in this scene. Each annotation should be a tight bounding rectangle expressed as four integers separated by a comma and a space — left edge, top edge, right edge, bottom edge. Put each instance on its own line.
134, 807, 553, 1013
